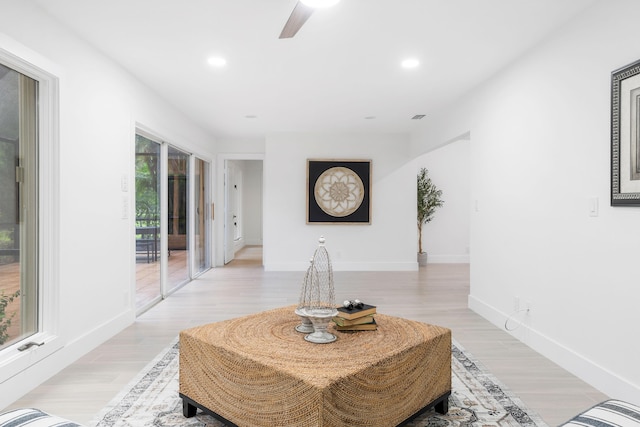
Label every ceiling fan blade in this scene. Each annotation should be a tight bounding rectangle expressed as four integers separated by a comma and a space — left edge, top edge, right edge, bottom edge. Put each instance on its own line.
279, 1, 314, 39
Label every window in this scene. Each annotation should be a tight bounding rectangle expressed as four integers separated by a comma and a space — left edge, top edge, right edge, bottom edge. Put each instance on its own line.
0, 63, 38, 351
0, 47, 60, 380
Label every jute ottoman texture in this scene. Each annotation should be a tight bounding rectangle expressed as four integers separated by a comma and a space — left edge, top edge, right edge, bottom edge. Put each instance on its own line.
179, 306, 451, 427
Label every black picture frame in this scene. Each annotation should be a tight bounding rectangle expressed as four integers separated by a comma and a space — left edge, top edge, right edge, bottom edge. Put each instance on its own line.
307, 159, 371, 224
611, 59, 640, 206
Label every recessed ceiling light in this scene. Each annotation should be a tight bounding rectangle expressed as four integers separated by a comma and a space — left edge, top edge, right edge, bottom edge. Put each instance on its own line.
207, 56, 227, 67
300, 0, 340, 8
401, 58, 420, 69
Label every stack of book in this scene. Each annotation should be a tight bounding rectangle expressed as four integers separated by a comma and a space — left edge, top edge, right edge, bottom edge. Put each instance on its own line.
333, 303, 377, 331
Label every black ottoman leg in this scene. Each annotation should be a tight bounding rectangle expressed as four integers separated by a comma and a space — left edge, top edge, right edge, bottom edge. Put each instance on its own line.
183, 399, 197, 418
435, 397, 449, 414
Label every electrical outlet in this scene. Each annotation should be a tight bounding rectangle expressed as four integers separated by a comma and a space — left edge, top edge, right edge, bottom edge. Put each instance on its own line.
524, 300, 532, 313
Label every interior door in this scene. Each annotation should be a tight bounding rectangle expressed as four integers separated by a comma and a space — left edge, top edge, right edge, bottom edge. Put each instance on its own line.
224, 160, 236, 264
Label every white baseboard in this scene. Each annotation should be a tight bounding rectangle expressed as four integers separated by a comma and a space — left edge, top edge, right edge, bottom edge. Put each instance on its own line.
233, 238, 244, 253
264, 261, 419, 272
468, 295, 640, 404
243, 239, 263, 246
426, 254, 470, 263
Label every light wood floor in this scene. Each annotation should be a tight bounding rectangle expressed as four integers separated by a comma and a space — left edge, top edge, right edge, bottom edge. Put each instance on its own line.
6, 246, 607, 425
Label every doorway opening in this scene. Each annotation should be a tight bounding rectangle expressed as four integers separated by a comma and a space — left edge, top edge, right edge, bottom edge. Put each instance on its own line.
219, 157, 263, 266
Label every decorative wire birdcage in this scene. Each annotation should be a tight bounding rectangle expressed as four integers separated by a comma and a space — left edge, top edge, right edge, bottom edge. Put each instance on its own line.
294, 258, 316, 333
299, 236, 338, 343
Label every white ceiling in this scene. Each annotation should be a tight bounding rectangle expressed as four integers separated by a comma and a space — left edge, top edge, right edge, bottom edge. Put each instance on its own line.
34, 0, 596, 140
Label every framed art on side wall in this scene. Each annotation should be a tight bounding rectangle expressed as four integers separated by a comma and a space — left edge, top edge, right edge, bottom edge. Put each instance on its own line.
611, 58, 640, 206
307, 159, 371, 224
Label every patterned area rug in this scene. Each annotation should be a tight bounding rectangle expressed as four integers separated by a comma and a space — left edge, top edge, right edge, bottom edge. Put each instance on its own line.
90, 339, 548, 427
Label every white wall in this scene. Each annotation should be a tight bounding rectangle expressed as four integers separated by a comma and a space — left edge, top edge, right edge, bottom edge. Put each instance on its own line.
414, 138, 470, 263
217, 138, 265, 154
264, 133, 417, 271
413, 0, 640, 403
0, 1, 216, 408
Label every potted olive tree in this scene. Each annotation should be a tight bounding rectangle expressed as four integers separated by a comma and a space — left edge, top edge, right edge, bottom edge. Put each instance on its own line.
417, 167, 443, 266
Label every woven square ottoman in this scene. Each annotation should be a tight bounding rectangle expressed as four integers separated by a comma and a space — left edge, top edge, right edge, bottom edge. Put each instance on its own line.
560, 399, 640, 426
179, 306, 451, 427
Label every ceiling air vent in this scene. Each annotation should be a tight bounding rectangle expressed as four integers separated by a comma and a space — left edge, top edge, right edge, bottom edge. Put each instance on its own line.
411, 114, 426, 120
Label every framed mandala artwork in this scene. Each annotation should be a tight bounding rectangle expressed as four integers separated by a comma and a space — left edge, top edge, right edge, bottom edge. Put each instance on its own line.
307, 159, 371, 224
612, 58, 640, 206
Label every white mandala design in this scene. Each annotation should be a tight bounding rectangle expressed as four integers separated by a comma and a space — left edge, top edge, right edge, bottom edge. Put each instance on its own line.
314, 167, 364, 217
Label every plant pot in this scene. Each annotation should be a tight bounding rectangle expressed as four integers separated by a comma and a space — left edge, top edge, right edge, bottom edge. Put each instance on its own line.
417, 252, 428, 266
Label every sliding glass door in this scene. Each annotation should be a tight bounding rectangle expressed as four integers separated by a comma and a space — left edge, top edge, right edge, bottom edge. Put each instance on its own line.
134, 132, 210, 313
193, 158, 210, 275
134, 134, 162, 312
167, 146, 190, 291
